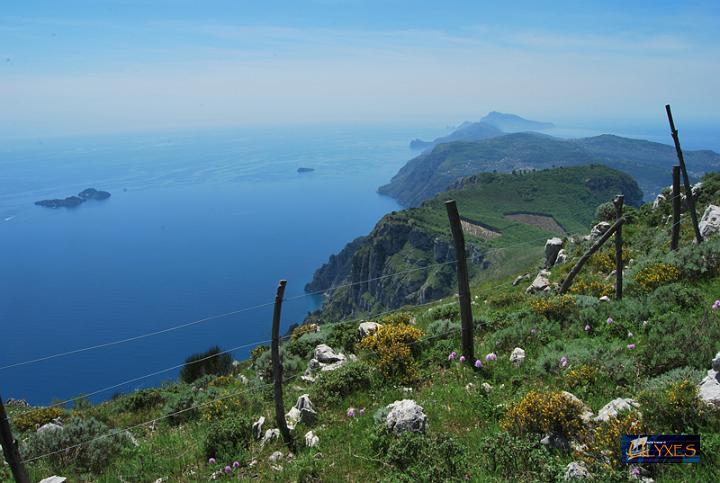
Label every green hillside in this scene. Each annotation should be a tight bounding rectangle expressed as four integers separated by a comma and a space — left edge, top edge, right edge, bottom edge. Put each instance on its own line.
9, 172, 720, 483
380, 132, 720, 207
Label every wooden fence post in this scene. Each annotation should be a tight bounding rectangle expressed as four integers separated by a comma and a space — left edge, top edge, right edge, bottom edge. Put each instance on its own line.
271, 280, 294, 451
445, 200, 474, 364
666, 104, 702, 244
671, 165, 681, 251
559, 217, 624, 294
0, 394, 31, 483
613, 195, 624, 300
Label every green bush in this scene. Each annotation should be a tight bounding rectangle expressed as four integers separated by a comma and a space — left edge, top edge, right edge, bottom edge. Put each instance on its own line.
666, 236, 720, 281
424, 319, 461, 340
24, 417, 130, 472
378, 311, 414, 325
478, 432, 564, 481
13, 406, 65, 433
325, 320, 358, 354
594, 201, 617, 223
162, 390, 200, 426
639, 379, 703, 433
204, 415, 254, 461
310, 361, 373, 406
253, 346, 304, 382
370, 427, 467, 482
425, 303, 460, 322
180, 346, 233, 383
286, 330, 326, 359
486, 291, 527, 309
115, 389, 165, 413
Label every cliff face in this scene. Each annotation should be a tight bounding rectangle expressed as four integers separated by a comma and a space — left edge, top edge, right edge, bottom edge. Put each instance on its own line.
307, 213, 485, 320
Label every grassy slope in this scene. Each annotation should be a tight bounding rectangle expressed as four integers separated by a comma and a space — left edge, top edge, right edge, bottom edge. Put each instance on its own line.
8, 174, 720, 483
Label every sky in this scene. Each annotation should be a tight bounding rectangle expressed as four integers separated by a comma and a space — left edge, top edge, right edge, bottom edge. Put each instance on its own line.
1, 0, 719, 139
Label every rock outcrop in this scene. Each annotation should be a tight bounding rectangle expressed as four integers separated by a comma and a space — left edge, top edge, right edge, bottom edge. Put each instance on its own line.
699, 352, 720, 407
385, 399, 427, 434
545, 237, 564, 267
510, 347, 526, 367
699, 205, 720, 238
564, 461, 591, 480
526, 270, 551, 294
358, 321, 381, 338
594, 398, 639, 422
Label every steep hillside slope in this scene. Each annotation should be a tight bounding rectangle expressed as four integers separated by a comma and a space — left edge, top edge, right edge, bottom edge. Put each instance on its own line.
309, 165, 641, 320
380, 132, 720, 207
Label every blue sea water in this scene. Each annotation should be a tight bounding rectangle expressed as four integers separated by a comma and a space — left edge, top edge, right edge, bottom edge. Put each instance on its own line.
0, 123, 440, 405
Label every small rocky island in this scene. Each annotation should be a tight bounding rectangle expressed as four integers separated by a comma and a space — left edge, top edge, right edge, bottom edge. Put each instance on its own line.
35, 188, 111, 208
297, 167, 315, 173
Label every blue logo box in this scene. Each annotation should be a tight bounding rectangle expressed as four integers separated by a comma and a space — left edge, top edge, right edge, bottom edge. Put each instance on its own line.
621, 435, 700, 464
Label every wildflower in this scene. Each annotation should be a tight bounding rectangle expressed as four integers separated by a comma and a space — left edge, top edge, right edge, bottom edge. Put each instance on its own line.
629, 466, 641, 478
713, 300, 720, 310
224, 466, 232, 474
584, 324, 591, 332
474, 359, 483, 369
627, 343, 636, 350
208, 458, 216, 465
347, 407, 356, 418
448, 351, 457, 361
606, 317, 614, 324
232, 461, 240, 469
485, 352, 497, 362
459, 355, 466, 363
559, 356, 568, 368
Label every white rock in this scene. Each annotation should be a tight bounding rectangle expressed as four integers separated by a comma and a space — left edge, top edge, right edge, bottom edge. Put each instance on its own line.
509, 347, 526, 367
465, 383, 476, 393
561, 391, 594, 424
599, 296, 611, 302
481, 382, 493, 393
252, 416, 265, 440
237, 374, 249, 384
285, 407, 302, 430
699, 370, 720, 407
545, 238, 564, 267
39, 477, 67, 483
699, 204, 720, 238
594, 398, 639, 422
293, 394, 317, 425
261, 428, 280, 446
37, 422, 63, 433
314, 344, 345, 364
526, 270, 551, 294
652, 194, 666, 210
512, 273, 530, 286
358, 321, 381, 338
268, 451, 284, 463
564, 461, 591, 480
555, 249, 568, 265
385, 399, 427, 434
712, 352, 720, 372
304, 430, 319, 448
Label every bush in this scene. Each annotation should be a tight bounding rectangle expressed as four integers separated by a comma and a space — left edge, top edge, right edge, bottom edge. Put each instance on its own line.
633, 263, 681, 292
639, 379, 703, 433
162, 390, 200, 426
204, 415, 254, 462
13, 406, 65, 433
286, 330, 326, 359
568, 278, 614, 298
378, 311, 414, 325
645, 283, 705, 313
588, 411, 644, 468
201, 393, 250, 422
24, 417, 130, 472
479, 432, 565, 481
370, 427, 467, 482
486, 291, 527, 308
114, 389, 164, 413
310, 361, 373, 406
253, 346, 304, 382
358, 323, 423, 383
325, 320, 358, 354
537, 338, 636, 385
666, 236, 720, 281
250, 345, 268, 366
501, 391, 586, 438
425, 303, 459, 322
291, 323, 319, 341
530, 295, 577, 321
424, 319, 461, 340
595, 201, 617, 223
180, 346, 233, 383
564, 365, 599, 390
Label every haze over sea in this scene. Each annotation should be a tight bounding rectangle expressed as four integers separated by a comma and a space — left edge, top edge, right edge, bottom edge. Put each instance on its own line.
1, 121, 718, 405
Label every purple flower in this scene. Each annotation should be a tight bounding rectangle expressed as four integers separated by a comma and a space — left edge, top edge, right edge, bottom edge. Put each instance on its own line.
448, 351, 457, 361
347, 407, 356, 418
474, 359, 483, 369
485, 352, 497, 362
584, 324, 591, 332
627, 343, 636, 350
713, 300, 720, 310
459, 355, 466, 363
224, 466, 232, 474
232, 461, 240, 469
630, 466, 641, 477
607, 317, 614, 324
208, 458, 216, 465
559, 356, 568, 368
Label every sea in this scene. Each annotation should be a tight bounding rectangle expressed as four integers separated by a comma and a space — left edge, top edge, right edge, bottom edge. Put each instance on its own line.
1, 121, 717, 405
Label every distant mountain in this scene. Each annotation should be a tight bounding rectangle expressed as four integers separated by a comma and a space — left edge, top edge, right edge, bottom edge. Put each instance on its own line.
480, 111, 555, 132
381, 132, 720, 206
410, 122, 502, 151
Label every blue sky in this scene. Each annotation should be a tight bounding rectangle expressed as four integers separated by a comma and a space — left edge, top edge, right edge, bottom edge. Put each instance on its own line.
1, 1, 718, 138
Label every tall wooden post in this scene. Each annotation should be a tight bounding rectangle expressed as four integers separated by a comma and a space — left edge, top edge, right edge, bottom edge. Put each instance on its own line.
671, 165, 681, 251
445, 200, 474, 364
0, 394, 31, 483
271, 280, 293, 451
613, 195, 624, 300
666, 104, 702, 244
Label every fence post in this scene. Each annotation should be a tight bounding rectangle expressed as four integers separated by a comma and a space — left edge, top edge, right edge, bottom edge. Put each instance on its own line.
559, 217, 624, 294
270, 280, 294, 451
613, 195, 624, 300
671, 165, 681, 251
666, 104, 702, 244
445, 200, 474, 364
0, 394, 31, 483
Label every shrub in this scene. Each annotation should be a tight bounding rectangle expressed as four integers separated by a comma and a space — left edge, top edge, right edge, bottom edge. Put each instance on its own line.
370, 427, 467, 482
646, 283, 704, 313
568, 278, 614, 298
588, 411, 644, 468
162, 390, 199, 426
207, 375, 235, 388
479, 432, 565, 481
633, 263, 681, 292
425, 303, 460, 322
486, 291, 527, 308
286, 330, 326, 359
537, 339, 636, 385
595, 201, 617, 223
250, 345, 268, 366
638, 379, 703, 433
180, 346, 233, 383
204, 415, 254, 462
291, 323, 319, 341
666, 236, 720, 281
424, 319, 461, 340
501, 391, 586, 438
530, 295, 577, 321
325, 320, 358, 354
310, 361, 373, 406
378, 311, 414, 326
201, 393, 250, 422
253, 346, 304, 382
358, 323, 423, 383
13, 406, 65, 433
564, 365, 599, 389
114, 389, 164, 413
24, 417, 130, 472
